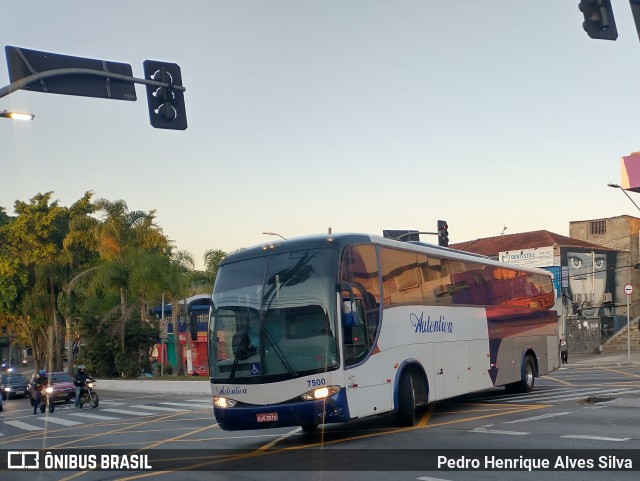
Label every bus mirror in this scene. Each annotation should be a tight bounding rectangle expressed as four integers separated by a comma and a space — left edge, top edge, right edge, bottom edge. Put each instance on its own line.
339, 283, 355, 303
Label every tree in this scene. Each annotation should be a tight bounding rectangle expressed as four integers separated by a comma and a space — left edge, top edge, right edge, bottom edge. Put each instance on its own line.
0, 192, 88, 371
203, 248, 226, 285
90, 198, 171, 352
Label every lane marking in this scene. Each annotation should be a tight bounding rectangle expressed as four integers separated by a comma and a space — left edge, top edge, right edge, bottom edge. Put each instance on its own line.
541, 376, 575, 387
257, 427, 301, 450
600, 367, 640, 379
105, 405, 548, 480
560, 435, 630, 442
504, 412, 572, 424
470, 427, 529, 435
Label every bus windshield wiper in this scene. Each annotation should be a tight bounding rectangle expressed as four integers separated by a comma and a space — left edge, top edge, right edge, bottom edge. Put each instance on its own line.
264, 328, 296, 376
229, 327, 250, 381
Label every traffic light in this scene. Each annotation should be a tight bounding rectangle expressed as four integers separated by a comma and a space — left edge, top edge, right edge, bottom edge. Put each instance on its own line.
143, 60, 187, 130
437, 220, 449, 247
578, 0, 618, 40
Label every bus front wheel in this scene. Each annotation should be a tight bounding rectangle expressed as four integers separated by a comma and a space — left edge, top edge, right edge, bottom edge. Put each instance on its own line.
300, 424, 318, 433
397, 372, 417, 427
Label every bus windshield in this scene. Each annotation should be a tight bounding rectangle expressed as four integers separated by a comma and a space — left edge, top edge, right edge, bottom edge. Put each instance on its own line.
210, 247, 339, 383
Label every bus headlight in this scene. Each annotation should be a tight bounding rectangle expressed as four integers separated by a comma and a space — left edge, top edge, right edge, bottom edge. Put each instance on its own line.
301, 385, 340, 401
45, 387, 53, 394
213, 396, 237, 408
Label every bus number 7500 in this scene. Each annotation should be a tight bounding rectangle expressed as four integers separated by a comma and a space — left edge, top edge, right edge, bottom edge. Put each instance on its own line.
307, 378, 326, 387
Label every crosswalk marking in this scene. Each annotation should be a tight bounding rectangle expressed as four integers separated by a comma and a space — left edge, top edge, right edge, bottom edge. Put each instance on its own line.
4, 420, 43, 431
185, 399, 211, 404
502, 388, 633, 404
130, 405, 179, 412
158, 402, 207, 409
35, 416, 82, 426
101, 408, 154, 416
68, 412, 121, 421
457, 386, 637, 405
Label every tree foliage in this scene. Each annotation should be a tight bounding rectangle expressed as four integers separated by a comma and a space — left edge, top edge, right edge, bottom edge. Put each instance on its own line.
0, 192, 236, 378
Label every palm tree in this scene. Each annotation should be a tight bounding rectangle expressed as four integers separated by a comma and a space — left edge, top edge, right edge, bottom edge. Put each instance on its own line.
91, 199, 171, 351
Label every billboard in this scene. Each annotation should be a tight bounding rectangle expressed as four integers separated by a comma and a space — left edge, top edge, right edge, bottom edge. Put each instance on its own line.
498, 246, 554, 268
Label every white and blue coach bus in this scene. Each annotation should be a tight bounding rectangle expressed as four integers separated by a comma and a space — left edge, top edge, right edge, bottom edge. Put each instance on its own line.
208, 233, 559, 432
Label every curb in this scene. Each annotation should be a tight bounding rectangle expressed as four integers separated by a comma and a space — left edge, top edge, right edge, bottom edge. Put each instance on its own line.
96, 379, 211, 395
564, 361, 640, 368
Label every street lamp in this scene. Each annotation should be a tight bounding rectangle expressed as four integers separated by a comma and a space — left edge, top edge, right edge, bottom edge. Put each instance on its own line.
607, 183, 638, 362
0, 109, 34, 121
262, 231, 287, 241
607, 183, 640, 212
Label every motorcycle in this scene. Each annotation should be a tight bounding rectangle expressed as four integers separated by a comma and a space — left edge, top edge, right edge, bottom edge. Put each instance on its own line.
33, 386, 55, 414
78, 381, 99, 408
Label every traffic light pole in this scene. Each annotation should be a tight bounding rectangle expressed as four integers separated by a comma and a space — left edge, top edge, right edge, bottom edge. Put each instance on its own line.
0, 67, 185, 100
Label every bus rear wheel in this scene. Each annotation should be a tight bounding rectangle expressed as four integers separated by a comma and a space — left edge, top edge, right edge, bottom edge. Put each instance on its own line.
514, 355, 535, 393
397, 372, 417, 427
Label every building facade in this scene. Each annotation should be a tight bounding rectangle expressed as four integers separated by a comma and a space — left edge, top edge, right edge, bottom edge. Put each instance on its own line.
451, 230, 627, 353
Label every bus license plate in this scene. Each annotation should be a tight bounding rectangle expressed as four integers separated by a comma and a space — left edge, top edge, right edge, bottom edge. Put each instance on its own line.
256, 412, 278, 422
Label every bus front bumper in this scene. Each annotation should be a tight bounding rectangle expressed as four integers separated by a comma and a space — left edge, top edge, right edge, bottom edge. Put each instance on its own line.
214, 389, 349, 431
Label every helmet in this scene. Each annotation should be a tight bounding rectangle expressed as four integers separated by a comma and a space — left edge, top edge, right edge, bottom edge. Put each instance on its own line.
77, 365, 85, 372
38, 369, 47, 377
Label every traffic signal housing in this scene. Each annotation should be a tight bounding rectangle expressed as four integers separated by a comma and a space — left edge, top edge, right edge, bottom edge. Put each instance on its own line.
578, 0, 618, 40
437, 220, 449, 247
143, 60, 187, 130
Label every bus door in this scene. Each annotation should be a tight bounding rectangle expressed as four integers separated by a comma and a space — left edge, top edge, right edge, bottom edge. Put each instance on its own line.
340, 296, 391, 418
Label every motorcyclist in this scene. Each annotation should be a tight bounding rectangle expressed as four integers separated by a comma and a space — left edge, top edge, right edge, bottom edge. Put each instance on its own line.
31, 369, 48, 415
73, 365, 94, 409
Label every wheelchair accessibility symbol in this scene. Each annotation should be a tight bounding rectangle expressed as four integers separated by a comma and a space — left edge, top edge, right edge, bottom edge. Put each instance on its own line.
251, 363, 261, 375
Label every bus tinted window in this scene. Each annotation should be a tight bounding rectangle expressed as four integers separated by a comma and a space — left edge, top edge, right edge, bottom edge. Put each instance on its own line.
378, 247, 554, 309
381, 248, 423, 307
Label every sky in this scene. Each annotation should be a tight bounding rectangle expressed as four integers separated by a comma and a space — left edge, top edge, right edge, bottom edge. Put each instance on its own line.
2, 1, 640, 269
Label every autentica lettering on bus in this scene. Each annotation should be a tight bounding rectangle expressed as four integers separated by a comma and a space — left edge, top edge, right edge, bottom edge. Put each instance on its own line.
410, 313, 453, 334
216, 386, 248, 396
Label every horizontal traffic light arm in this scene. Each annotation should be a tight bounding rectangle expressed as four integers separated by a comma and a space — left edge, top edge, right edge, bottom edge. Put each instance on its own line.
0, 67, 185, 100
395, 231, 438, 241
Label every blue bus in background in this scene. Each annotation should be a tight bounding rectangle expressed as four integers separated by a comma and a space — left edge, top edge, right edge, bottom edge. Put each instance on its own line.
152, 294, 211, 371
